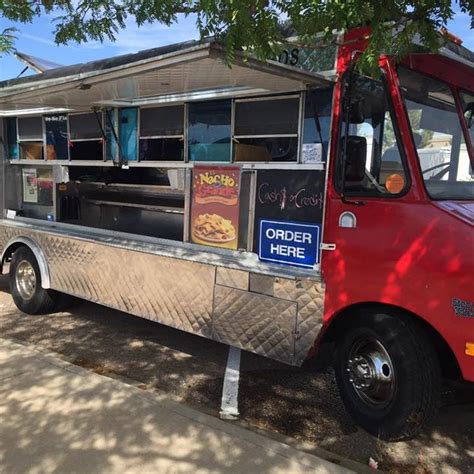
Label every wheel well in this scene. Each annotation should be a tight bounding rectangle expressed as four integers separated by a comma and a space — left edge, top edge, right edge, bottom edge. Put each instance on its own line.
1, 239, 51, 289
1, 242, 25, 270
318, 302, 462, 380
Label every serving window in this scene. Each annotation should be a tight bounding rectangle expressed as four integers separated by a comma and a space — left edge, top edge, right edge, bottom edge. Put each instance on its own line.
139, 105, 184, 161
69, 112, 104, 160
233, 96, 300, 162
18, 116, 44, 160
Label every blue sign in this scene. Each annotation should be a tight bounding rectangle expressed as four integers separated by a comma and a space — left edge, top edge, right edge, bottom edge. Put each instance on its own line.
259, 220, 320, 269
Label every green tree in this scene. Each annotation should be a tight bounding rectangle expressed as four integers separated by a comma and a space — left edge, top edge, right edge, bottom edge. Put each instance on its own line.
0, 1, 472, 72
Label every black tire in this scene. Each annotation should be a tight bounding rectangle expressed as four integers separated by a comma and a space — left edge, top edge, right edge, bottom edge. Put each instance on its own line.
334, 309, 441, 441
9, 246, 58, 315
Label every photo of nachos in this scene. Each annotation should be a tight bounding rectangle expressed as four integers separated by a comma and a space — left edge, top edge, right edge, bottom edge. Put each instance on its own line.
192, 213, 236, 243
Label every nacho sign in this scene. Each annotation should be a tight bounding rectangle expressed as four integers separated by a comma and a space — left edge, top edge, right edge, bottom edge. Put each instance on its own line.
190, 165, 241, 249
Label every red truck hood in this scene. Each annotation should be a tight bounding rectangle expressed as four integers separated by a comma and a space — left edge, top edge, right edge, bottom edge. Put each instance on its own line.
434, 201, 474, 225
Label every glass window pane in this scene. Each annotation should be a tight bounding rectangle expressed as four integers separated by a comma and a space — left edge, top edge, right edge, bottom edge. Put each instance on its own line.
20, 142, 44, 160
339, 75, 408, 195
105, 109, 118, 161
235, 98, 299, 136
188, 100, 231, 162
119, 107, 138, 162
6, 117, 19, 159
139, 138, 184, 161
69, 113, 103, 140
303, 87, 333, 162
18, 116, 42, 140
45, 114, 68, 160
399, 68, 473, 200
140, 106, 184, 137
234, 137, 298, 162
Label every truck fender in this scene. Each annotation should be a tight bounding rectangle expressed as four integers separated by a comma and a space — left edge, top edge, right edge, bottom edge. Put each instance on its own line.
0, 236, 51, 289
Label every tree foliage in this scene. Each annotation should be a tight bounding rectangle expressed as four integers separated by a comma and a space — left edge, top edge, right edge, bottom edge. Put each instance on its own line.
0, 1, 472, 73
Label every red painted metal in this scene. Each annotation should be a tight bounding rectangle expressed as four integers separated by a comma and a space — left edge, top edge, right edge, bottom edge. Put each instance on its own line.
320, 31, 474, 382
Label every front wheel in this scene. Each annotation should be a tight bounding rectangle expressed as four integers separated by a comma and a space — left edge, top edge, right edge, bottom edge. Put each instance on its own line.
334, 310, 441, 441
9, 246, 58, 315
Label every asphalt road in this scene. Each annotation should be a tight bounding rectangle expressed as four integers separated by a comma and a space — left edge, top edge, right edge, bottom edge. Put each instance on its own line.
0, 275, 473, 473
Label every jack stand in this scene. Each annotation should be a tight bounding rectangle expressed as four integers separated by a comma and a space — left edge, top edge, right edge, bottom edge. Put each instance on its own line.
219, 346, 241, 420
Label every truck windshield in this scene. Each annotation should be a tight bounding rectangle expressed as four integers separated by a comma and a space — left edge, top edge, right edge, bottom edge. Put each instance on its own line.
398, 67, 473, 200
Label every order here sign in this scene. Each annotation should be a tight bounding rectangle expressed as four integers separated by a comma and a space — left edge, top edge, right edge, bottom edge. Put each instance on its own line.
259, 220, 320, 268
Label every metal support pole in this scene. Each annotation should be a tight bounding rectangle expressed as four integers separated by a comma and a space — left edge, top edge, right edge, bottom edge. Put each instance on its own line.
220, 346, 241, 420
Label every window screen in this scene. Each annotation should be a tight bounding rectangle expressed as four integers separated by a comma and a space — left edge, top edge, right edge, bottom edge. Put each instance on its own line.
69, 140, 103, 160
140, 106, 184, 137
18, 116, 43, 140
139, 138, 183, 161
69, 113, 103, 140
234, 98, 299, 136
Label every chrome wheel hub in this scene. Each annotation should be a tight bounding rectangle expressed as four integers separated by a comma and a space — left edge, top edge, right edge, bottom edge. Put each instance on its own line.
15, 260, 37, 301
346, 337, 395, 407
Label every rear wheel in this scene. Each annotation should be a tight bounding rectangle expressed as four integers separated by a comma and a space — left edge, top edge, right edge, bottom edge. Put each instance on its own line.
9, 246, 58, 315
334, 309, 441, 440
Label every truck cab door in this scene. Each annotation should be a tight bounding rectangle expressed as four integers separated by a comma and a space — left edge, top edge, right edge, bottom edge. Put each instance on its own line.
322, 70, 413, 316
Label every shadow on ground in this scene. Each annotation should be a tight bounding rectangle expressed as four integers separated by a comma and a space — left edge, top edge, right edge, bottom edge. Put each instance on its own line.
0, 275, 473, 473
1, 341, 324, 473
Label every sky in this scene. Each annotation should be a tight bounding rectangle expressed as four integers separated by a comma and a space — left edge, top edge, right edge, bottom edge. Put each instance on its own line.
0, 5, 472, 81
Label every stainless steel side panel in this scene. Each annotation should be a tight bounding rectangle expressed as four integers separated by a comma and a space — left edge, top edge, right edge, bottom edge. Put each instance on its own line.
0, 225, 215, 336
0, 223, 325, 365
274, 278, 325, 365
212, 285, 297, 364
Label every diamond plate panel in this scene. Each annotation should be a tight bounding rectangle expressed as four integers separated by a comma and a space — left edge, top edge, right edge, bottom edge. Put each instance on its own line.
249, 273, 274, 296
216, 267, 249, 290
0, 225, 215, 336
212, 285, 297, 364
0, 223, 324, 366
274, 278, 325, 365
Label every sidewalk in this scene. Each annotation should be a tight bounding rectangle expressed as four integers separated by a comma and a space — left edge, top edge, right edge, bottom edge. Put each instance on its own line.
0, 338, 354, 474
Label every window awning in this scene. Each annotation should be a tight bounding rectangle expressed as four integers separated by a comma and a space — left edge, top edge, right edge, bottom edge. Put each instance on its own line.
0, 40, 333, 116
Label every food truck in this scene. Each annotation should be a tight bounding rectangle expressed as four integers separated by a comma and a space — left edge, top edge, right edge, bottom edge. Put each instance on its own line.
0, 27, 472, 440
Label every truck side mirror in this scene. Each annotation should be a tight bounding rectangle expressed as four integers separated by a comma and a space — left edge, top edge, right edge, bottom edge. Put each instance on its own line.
344, 136, 367, 181
349, 100, 365, 124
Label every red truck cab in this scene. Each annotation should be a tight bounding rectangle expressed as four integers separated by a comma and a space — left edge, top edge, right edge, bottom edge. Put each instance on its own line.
321, 28, 473, 439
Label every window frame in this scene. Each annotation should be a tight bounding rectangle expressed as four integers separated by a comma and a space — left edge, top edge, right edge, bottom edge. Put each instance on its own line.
334, 70, 411, 198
